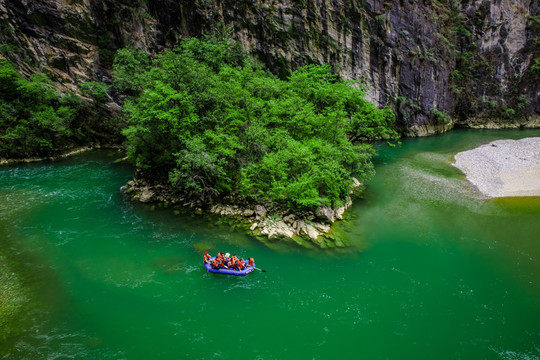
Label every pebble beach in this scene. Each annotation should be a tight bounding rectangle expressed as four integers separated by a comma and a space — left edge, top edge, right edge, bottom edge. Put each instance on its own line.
453, 137, 540, 198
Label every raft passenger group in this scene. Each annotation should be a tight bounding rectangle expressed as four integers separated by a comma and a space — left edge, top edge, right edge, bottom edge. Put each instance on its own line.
203, 252, 254, 271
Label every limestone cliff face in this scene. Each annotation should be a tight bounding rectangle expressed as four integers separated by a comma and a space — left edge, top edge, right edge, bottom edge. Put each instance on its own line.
0, 0, 538, 134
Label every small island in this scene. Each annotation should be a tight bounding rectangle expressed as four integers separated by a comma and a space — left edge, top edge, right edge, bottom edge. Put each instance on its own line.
117, 36, 398, 246
453, 137, 540, 198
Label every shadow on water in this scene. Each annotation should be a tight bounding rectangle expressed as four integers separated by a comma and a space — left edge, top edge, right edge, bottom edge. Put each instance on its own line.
0, 198, 71, 355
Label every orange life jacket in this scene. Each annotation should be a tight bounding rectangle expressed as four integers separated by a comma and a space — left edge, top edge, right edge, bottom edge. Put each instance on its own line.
237, 260, 245, 270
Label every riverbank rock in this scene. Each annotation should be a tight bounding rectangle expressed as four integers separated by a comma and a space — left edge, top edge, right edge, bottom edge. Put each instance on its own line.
299, 221, 320, 240
456, 116, 540, 131
138, 187, 155, 203
264, 221, 295, 239
254, 205, 267, 219
243, 209, 255, 217
122, 178, 359, 247
316, 207, 336, 223
0, 145, 123, 166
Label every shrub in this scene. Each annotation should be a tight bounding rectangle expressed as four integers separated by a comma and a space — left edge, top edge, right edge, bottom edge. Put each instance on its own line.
430, 108, 451, 124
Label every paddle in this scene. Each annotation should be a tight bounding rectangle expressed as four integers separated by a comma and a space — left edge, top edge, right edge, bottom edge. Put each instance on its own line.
254, 267, 266, 273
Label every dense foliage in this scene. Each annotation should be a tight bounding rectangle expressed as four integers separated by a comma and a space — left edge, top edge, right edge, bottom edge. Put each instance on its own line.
0, 60, 78, 157
0, 60, 118, 159
115, 36, 397, 211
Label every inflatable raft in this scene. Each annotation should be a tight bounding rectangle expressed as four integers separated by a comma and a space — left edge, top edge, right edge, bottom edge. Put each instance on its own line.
204, 257, 255, 276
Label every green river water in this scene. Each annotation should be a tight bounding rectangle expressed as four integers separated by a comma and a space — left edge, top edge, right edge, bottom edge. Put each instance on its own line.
1, 129, 539, 359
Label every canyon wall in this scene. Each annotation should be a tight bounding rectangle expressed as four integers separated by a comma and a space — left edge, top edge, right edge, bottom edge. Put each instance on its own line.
1, 0, 538, 134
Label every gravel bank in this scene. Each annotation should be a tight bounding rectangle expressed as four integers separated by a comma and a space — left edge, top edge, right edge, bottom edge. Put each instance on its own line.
453, 137, 540, 198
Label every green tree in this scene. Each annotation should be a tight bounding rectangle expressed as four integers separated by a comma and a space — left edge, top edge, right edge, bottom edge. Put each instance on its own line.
112, 48, 152, 94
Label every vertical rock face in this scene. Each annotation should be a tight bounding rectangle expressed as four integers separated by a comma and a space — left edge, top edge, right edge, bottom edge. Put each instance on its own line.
453, 0, 540, 128
0, 0, 538, 133
0, 0, 161, 91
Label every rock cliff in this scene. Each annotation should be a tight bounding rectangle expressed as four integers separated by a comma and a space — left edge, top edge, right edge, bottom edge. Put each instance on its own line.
0, 0, 539, 133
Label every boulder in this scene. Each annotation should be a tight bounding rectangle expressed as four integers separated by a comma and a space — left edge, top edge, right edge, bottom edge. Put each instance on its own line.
243, 209, 255, 217
260, 226, 269, 236
283, 214, 296, 224
139, 187, 155, 202
267, 221, 295, 239
314, 222, 331, 233
295, 220, 319, 239
254, 205, 267, 218
335, 206, 346, 220
121, 181, 135, 194
304, 223, 320, 240
296, 220, 307, 234
316, 207, 335, 223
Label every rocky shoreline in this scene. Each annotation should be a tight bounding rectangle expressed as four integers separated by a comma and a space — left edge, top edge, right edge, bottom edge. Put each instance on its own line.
0, 144, 124, 166
122, 177, 363, 247
456, 115, 540, 131
403, 115, 540, 137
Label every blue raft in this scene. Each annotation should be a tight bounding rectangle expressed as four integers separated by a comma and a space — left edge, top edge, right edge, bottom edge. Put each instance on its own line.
204, 257, 255, 276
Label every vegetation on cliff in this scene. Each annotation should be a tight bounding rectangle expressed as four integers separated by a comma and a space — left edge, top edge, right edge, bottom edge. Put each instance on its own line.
0, 59, 120, 159
115, 36, 397, 211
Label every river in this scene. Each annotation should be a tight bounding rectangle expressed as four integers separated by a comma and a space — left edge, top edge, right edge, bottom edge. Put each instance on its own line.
1, 129, 539, 359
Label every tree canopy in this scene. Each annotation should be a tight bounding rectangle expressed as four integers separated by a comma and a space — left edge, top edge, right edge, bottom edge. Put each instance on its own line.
114, 36, 398, 211
0, 60, 81, 158
0, 59, 119, 158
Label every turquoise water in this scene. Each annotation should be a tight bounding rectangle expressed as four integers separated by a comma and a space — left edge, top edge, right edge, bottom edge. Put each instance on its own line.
1, 129, 539, 359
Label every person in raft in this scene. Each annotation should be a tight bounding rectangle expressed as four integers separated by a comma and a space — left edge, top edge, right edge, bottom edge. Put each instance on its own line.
236, 258, 245, 271
204, 252, 223, 269
205, 252, 255, 271
211, 256, 224, 269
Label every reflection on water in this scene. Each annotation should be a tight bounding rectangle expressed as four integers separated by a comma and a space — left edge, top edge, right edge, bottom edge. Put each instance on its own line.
1, 131, 540, 359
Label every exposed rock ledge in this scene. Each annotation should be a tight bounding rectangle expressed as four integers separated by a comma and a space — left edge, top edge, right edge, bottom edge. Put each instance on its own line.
456, 115, 540, 131
403, 115, 540, 137
122, 177, 363, 247
453, 137, 540, 198
0, 145, 123, 166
